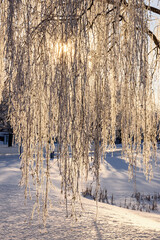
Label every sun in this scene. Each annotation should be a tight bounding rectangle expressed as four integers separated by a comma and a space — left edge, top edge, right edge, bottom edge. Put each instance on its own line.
55, 41, 71, 57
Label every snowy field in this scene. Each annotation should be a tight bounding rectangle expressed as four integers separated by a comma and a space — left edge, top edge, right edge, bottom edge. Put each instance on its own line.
1, 145, 160, 239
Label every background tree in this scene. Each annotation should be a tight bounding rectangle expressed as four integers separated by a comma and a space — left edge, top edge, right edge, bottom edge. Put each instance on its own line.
0, 0, 160, 221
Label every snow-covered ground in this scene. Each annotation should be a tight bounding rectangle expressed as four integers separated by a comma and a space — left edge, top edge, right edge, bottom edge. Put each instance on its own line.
0, 144, 160, 239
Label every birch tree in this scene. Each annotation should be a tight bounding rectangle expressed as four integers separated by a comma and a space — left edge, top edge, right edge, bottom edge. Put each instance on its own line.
0, 0, 160, 221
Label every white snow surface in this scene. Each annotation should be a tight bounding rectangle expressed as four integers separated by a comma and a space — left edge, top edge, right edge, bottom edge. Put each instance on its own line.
0, 145, 160, 239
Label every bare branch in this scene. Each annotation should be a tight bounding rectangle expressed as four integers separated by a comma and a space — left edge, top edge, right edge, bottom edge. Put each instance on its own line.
148, 29, 160, 49
101, 0, 160, 15
144, 4, 160, 15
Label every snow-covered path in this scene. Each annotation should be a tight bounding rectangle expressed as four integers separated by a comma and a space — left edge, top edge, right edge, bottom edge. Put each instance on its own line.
0, 145, 160, 240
